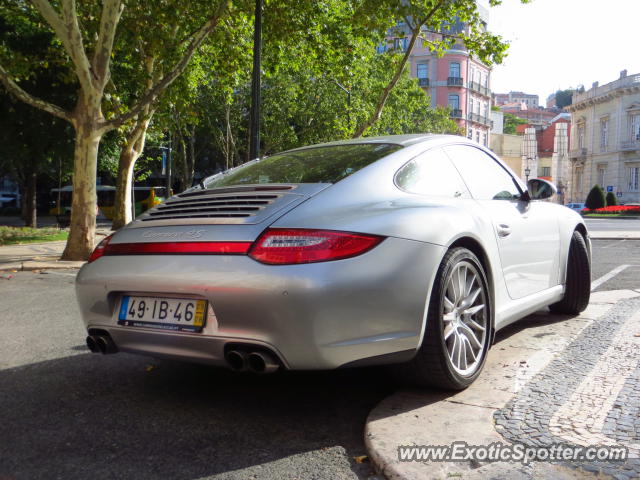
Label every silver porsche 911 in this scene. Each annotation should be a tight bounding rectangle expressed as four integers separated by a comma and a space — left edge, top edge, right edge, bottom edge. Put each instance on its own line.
76, 134, 591, 390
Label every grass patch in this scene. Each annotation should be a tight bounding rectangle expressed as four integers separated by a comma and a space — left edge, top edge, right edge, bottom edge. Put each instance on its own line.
0, 226, 68, 245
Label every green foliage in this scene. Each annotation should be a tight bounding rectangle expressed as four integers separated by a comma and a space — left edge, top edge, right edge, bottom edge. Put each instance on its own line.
0, 226, 68, 245
606, 191, 618, 207
503, 112, 527, 135
585, 185, 606, 210
554, 89, 573, 109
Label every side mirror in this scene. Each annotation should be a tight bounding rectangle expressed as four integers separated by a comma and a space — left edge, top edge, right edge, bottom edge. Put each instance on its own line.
527, 178, 557, 201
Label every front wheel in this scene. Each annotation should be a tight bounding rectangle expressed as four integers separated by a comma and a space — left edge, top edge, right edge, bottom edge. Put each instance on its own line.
402, 247, 492, 390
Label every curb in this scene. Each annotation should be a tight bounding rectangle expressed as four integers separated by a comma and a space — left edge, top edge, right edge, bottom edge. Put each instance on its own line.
0, 260, 85, 271
364, 295, 636, 479
589, 233, 640, 240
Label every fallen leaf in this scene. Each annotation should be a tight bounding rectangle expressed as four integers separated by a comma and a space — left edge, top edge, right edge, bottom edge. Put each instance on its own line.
354, 455, 369, 464
145, 365, 157, 372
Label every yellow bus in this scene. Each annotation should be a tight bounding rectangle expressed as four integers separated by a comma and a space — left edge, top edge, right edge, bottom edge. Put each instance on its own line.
50, 186, 166, 224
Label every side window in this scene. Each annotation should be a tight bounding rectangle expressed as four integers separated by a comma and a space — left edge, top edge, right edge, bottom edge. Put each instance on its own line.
395, 147, 470, 198
443, 145, 521, 201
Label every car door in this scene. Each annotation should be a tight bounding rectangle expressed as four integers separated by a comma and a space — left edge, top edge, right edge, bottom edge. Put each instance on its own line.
442, 144, 560, 300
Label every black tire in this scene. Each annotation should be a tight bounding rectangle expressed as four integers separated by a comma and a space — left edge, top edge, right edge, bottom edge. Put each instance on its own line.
400, 247, 493, 390
549, 230, 591, 314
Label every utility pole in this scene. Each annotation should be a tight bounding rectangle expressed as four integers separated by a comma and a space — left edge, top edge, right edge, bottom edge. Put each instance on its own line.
249, 0, 263, 160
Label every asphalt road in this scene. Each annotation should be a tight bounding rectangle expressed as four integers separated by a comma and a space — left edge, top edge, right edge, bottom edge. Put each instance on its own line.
0, 240, 637, 480
585, 217, 640, 231
591, 239, 640, 292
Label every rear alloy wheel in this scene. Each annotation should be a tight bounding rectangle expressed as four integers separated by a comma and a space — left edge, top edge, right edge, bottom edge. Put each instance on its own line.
403, 248, 492, 390
549, 231, 590, 314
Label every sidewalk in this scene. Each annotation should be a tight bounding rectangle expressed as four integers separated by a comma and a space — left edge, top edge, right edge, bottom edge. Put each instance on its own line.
0, 229, 111, 271
365, 290, 640, 479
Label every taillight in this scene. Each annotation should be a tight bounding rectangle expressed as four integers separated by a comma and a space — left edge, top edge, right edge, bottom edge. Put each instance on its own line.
87, 234, 113, 263
248, 228, 384, 265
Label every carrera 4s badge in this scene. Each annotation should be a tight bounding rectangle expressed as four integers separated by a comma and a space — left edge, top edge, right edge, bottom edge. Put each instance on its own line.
141, 229, 206, 240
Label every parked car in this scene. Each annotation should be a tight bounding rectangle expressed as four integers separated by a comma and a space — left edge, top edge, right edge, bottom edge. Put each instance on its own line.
0, 192, 19, 208
76, 135, 591, 390
565, 202, 585, 212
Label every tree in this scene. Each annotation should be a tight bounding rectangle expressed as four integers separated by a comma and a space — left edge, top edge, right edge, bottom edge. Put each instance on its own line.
108, 5, 253, 229
0, 10, 75, 226
585, 185, 606, 210
606, 191, 617, 207
554, 89, 573, 109
0, 0, 231, 259
503, 112, 527, 134
351, 0, 520, 137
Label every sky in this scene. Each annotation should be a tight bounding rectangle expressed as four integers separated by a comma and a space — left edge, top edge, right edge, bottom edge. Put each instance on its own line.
486, 0, 639, 102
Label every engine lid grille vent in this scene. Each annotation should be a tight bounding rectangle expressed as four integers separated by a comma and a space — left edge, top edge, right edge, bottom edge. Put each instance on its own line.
142, 193, 280, 221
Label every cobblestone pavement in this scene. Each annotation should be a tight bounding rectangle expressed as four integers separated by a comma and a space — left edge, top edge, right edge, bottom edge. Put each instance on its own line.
494, 297, 640, 479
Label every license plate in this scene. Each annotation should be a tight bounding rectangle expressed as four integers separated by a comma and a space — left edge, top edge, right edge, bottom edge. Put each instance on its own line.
118, 296, 207, 332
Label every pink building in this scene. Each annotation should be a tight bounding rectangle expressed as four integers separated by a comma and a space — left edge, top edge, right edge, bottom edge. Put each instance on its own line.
381, 12, 493, 146
408, 39, 492, 146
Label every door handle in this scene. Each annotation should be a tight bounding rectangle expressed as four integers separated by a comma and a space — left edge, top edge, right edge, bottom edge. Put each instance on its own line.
497, 224, 511, 237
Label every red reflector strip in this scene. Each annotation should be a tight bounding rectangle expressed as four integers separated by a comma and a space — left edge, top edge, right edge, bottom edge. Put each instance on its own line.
104, 242, 252, 256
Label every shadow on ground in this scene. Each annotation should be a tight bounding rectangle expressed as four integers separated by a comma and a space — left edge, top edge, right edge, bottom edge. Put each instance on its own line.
0, 351, 394, 479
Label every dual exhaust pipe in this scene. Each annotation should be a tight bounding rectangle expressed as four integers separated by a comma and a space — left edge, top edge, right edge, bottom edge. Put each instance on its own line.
86, 334, 118, 355
225, 349, 280, 374
87, 334, 278, 374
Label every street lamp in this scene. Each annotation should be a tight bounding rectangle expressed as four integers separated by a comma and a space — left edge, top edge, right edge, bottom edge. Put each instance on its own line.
524, 155, 532, 182
159, 145, 172, 201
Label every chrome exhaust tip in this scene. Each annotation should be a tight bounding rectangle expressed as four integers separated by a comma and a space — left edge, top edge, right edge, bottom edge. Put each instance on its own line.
247, 351, 279, 374
225, 350, 249, 372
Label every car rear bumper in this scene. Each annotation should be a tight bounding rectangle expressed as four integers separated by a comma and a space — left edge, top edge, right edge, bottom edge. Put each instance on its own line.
76, 237, 445, 369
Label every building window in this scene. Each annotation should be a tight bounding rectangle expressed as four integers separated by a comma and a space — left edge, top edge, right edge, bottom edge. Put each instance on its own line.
631, 114, 640, 141
448, 94, 460, 110
475, 131, 480, 144
597, 166, 606, 187
541, 166, 551, 177
417, 63, 428, 79
375, 43, 387, 54
600, 118, 609, 151
482, 133, 487, 146
575, 168, 583, 193
449, 62, 461, 78
629, 166, 640, 191
577, 124, 585, 149
467, 129, 473, 139
394, 37, 409, 51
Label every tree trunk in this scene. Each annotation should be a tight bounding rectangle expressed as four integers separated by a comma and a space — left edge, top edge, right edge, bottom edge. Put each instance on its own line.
111, 146, 137, 230
111, 115, 152, 230
61, 120, 102, 260
24, 172, 37, 228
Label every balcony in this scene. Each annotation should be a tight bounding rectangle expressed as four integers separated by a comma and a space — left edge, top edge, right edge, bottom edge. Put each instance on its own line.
569, 147, 588, 158
418, 77, 430, 87
621, 139, 640, 151
450, 109, 463, 119
468, 81, 490, 97
447, 76, 464, 87
468, 112, 490, 126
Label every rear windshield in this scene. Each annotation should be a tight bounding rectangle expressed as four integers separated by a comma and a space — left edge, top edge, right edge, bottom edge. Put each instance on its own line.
205, 143, 403, 188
